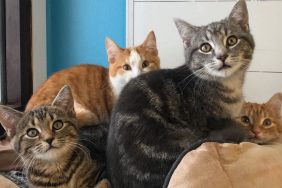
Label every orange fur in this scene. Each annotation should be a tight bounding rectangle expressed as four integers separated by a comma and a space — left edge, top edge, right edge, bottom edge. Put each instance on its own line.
108, 31, 160, 77
26, 64, 113, 126
26, 31, 160, 127
238, 93, 282, 144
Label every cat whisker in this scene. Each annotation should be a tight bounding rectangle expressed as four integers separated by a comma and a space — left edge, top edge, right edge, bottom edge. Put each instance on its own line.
179, 67, 205, 85
64, 142, 92, 162
79, 138, 97, 146
181, 67, 206, 91
11, 153, 25, 167
182, 74, 198, 91
24, 156, 36, 175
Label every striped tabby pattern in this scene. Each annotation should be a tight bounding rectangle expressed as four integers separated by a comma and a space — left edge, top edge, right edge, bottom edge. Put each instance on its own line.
0, 86, 110, 188
239, 93, 282, 144
107, 1, 254, 187
25, 31, 160, 127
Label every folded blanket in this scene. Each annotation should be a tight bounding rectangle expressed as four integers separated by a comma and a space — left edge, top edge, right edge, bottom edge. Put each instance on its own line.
164, 142, 282, 188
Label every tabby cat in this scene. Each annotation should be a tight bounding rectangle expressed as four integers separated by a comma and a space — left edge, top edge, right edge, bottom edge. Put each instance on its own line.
239, 92, 282, 144
106, 0, 254, 187
0, 86, 110, 188
26, 31, 160, 127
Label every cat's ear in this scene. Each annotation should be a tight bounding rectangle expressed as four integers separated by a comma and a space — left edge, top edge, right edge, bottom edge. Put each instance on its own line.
228, 0, 249, 32
0, 105, 23, 138
266, 92, 282, 116
142, 31, 157, 51
52, 85, 75, 117
174, 18, 198, 48
105, 38, 123, 64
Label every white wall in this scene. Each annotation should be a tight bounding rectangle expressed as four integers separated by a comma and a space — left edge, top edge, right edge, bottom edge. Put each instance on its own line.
127, 0, 282, 103
31, 0, 47, 91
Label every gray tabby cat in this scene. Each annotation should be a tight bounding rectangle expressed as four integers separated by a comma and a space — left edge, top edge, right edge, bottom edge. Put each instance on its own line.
0, 86, 110, 188
106, 0, 254, 187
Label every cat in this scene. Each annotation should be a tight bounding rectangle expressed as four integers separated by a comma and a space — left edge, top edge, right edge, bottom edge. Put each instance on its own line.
238, 92, 282, 144
106, 0, 254, 187
25, 31, 160, 127
0, 85, 111, 188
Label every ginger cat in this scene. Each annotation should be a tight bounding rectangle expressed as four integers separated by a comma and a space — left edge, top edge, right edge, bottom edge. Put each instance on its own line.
239, 93, 282, 144
26, 31, 160, 127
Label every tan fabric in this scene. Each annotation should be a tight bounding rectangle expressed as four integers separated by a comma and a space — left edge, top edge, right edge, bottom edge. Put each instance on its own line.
0, 139, 20, 171
168, 142, 282, 188
0, 175, 18, 188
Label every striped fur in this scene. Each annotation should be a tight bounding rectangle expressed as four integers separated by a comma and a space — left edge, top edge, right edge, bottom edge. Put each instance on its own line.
107, 1, 254, 187
25, 31, 160, 127
0, 86, 111, 188
238, 93, 282, 144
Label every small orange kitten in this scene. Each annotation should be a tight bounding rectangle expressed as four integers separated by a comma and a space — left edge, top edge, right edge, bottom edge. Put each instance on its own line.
239, 93, 282, 144
26, 31, 160, 127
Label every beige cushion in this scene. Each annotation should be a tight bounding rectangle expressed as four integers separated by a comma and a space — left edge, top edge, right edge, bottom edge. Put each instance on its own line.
0, 175, 18, 188
167, 142, 282, 188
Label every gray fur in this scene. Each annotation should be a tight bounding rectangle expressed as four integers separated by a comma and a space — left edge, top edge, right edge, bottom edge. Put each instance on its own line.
107, 1, 254, 188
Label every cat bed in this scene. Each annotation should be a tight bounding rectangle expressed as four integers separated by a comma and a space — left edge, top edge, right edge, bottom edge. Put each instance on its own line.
163, 141, 282, 188
3, 141, 282, 188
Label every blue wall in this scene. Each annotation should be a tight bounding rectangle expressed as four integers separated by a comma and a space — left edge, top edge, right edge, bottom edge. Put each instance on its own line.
47, 0, 125, 76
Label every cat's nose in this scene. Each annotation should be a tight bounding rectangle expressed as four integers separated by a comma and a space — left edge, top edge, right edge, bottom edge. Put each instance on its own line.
45, 138, 54, 145
217, 54, 228, 62
248, 131, 256, 138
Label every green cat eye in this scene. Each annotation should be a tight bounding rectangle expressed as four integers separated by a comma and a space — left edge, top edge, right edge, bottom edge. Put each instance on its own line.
227, 35, 238, 46
200, 43, 212, 53
26, 128, 39, 138
53, 120, 64, 130
123, 64, 131, 71
241, 116, 250, 124
263, 118, 272, 126
142, 60, 150, 68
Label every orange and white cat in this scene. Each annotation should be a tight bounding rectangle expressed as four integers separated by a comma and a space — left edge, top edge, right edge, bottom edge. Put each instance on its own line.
238, 92, 282, 144
26, 31, 160, 127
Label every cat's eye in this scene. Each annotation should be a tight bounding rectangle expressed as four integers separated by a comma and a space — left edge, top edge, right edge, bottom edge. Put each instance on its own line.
263, 118, 272, 127
26, 128, 39, 138
123, 64, 131, 71
53, 120, 64, 130
200, 43, 212, 53
241, 116, 250, 124
142, 60, 150, 68
227, 35, 238, 46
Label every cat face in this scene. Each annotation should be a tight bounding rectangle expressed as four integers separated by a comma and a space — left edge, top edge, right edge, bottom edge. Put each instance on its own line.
0, 85, 78, 161
106, 31, 160, 95
175, 0, 254, 79
238, 93, 282, 144
15, 108, 77, 161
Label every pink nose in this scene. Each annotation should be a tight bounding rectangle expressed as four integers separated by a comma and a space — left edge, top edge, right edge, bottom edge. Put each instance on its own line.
248, 131, 256, 138
253, 129, 260, 135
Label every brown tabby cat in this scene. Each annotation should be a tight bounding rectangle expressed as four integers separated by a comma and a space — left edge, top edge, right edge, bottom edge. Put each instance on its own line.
238, 92, 282, 144
26, 31, 160, 127
0, 86, 110, 188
